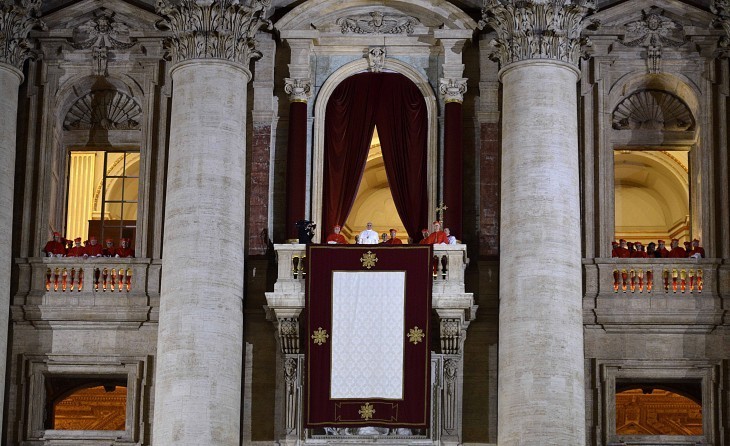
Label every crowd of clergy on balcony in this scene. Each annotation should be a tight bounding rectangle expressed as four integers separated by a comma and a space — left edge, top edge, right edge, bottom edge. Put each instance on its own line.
612, 238, 705, 259
42, 232, 135, 258
325, 220, 457, 245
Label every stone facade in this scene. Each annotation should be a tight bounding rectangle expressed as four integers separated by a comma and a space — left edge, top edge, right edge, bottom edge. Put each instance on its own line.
1, 0, 729, 445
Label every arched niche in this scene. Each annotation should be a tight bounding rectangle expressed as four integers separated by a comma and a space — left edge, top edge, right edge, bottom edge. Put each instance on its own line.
310, 58, 438, 242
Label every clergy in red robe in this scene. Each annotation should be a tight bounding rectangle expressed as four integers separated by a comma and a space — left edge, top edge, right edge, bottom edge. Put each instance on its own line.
688, 239, 705, 258
423, 221, 447, 245
667, 239, 687, 258
630, 242, 648, 258
102, 239, 116, 257
655, 240, 669, 258
43, 232, 66, 257
612, 239, 630, 258
66, 238, 86, 257
418, 228, 429, 244
85, 236, 104, 257
384, 229, 402, 244
116, 238, 135, 258
325, 225, 349, 244
611, 241, 618, 257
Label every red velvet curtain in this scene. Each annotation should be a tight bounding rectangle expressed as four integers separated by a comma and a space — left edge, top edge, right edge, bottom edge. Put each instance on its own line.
323, 73, 428, 240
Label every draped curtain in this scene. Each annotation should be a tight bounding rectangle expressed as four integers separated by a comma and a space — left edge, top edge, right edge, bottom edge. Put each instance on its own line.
323, 72, 428, 239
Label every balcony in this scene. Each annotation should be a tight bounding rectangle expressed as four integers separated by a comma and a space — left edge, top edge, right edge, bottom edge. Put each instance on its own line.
583, 258, 726, 333
12, 257, 161, 329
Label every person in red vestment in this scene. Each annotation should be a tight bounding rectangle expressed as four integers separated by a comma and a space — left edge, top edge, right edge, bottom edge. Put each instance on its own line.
422, 221, 447, 245
655, 239, 669, 258
611, 241, 618, 257
116, 238, 135, 258
384, 228, 402, 244
418, 228, 429, 244
630, 241, 648, 258
612, 239, 630, 258
688, 239, 705, 258
66, 237, 86, 257
325, 225, 348, 244
102, 239, 116, 257
85, 236, 103, 257
43, 232, 66, 257
667, 238, 687, 258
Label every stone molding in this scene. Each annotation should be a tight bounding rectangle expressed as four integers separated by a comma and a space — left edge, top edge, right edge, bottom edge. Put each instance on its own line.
712, 0, 730, 52
619, 6, 687, 73
478, 0, 596, 68
0, 0, 42, 70
284, 77, 311, 103
156, 0, 271, 67
335, 11, 420, 35
439, 77, 468, 103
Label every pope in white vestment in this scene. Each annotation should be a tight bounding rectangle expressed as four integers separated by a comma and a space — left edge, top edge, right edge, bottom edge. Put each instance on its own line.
358, 222, 380, 244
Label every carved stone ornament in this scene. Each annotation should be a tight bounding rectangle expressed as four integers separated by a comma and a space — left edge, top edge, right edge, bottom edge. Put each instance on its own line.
440, 318, 461, 354
277, 317, 300, 354
478, 0, 597, 68
0, 0, 43, 69
439, 78, 468, 103
336, 11, 420, 35
711, 0, 730, 51
612, 89, 694, 131
620, 7, 686, 74
70, 10, 137, 76
284, 77, 312, 103
63, 90, 142, 131
367, 46, 385, 73
156, 0, 272, 66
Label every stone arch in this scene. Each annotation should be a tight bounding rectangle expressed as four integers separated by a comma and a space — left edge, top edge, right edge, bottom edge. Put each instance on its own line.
55, 73, 144, 126
608, 72, 700, 121
310, 58, 438, 239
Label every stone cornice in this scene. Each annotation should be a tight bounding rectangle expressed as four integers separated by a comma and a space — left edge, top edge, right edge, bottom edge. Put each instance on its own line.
478, 0, 596, 68
0, 0, 43, 70
156, 0, 272, 67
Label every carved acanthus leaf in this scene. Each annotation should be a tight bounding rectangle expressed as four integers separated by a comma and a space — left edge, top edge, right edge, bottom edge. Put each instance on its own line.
439, 78, 468, 103
612, 90, 694, 131
619, 7, 686, 73
336, 11, 420, 35
284, 77, 312, 102
0, 0, 43, 69
64, 90, 142, 131
478, 0, 597, 68
156, 0, 272, 66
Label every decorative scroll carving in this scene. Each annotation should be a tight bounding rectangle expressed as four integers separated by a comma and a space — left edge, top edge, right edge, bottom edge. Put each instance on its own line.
619, 7, 687, 74
70, 10, 137, 76
367, 46, 385, 72
712, 0, 730, 50
439, 78, 467, 103
478, 0, 597, 68
156, 0, 272, 66
0, 0, 43, 69
440, 318, 461, 354
443, 359, 458, 433
284, 357, 298, 433
63, 90, 142, 131
336, 11, 420, 35
612, 90, 694, 131
284, 77, 311, 103
278, 317, 299, 354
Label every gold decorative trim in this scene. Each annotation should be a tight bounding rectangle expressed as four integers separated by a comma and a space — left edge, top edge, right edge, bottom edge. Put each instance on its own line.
358, 402, 375, 420
407, 326, 424, 345
360, 251, 378, 269
311, 327, 329, 346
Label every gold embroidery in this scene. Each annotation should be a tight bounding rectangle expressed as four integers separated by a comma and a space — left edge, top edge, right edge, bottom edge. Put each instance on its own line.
359, 402, 375, 420
407, 326, 424, 345
360, 251, 378, 269
311, 327, 329, 345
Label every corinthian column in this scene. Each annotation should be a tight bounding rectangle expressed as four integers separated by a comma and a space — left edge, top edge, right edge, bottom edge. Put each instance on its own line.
0, 0, 40, 429
480, 1, 594, 444
153, 2, 269, 445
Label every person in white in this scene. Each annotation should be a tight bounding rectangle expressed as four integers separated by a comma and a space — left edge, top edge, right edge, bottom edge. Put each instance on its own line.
444, 227, 457, 245
357, 222, 380, 244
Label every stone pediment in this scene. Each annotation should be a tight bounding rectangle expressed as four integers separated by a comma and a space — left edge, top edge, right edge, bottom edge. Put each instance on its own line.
276, 0, 476, 37
590, 0, 719, 35
40, 0, 161, 34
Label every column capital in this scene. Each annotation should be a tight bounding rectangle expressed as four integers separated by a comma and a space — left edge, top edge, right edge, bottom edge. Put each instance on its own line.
156, 0, 272, 67
439, 77, 468, 103
0, 0, 43, 71
478, 0, 596, 69
284, 77, 312, 103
